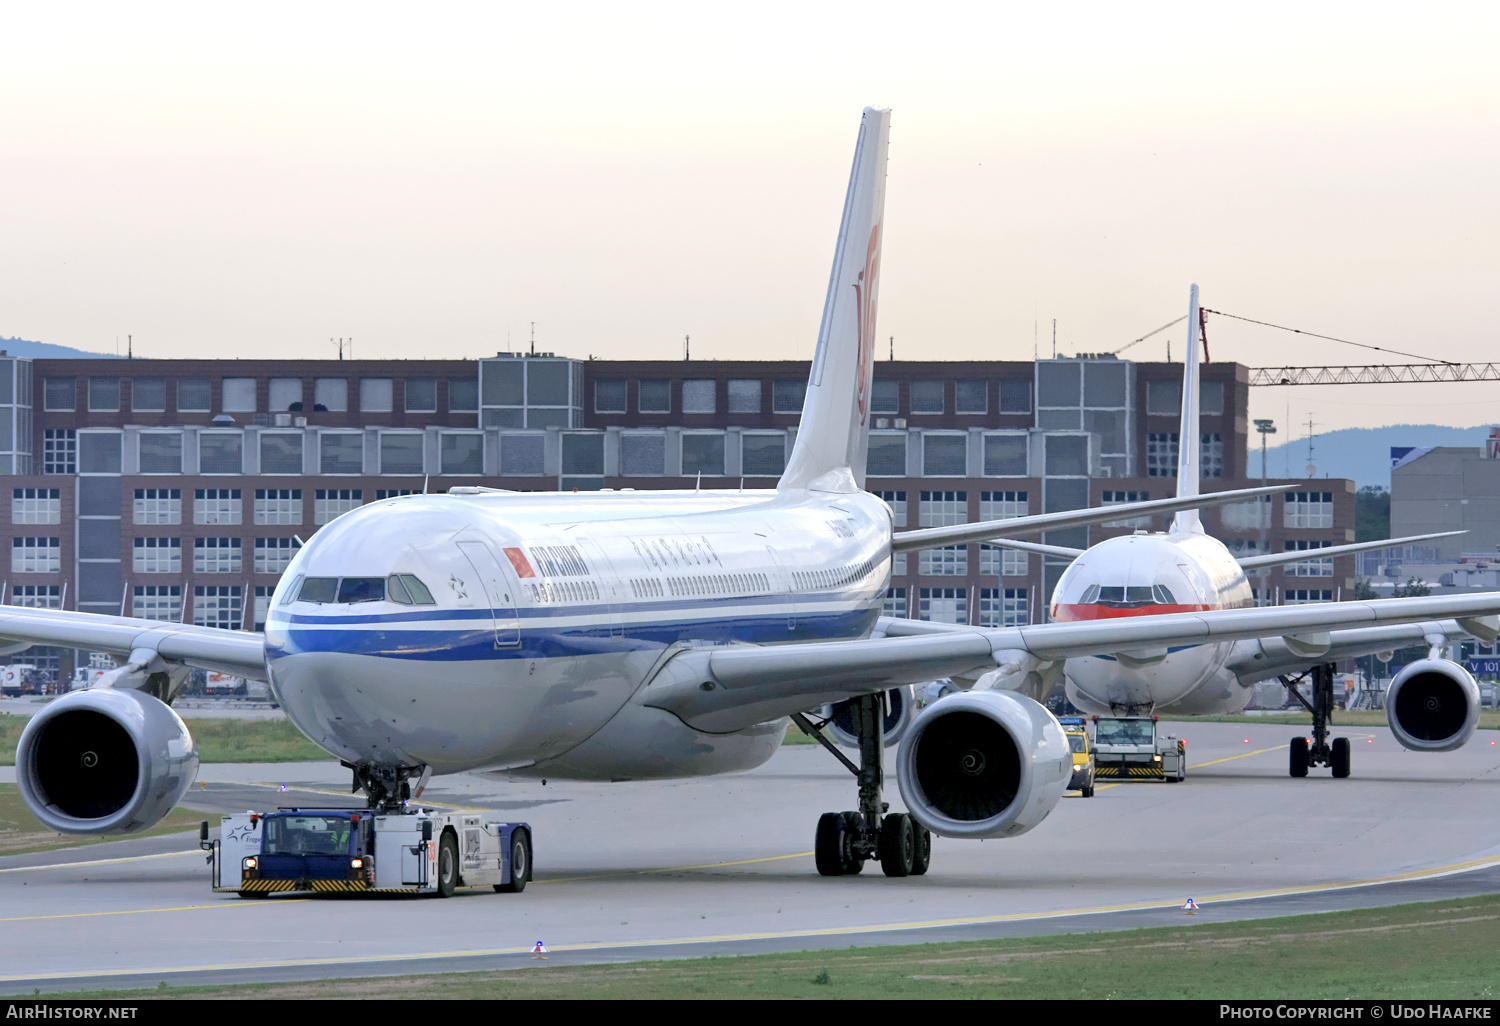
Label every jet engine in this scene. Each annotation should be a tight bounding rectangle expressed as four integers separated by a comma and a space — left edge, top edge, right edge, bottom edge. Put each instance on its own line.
819, 686, 915, 749
15, 688, 199, 835
1386, 658, 1480, 753
895, 690, 1070, 840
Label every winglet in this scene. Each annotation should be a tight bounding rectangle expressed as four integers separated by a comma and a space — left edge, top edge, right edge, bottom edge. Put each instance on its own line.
779, 107, 892, 493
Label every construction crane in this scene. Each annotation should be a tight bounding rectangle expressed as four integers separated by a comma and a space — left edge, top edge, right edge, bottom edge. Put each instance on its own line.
1248, 364, 1500, 386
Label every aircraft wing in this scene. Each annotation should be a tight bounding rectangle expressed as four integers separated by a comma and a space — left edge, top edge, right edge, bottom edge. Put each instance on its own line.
1235, 531, 1465, 571
640, 593, 1500, 732
0, 606, 268, 680
1225, 617, 1485, 684
890, 484, 1290, 552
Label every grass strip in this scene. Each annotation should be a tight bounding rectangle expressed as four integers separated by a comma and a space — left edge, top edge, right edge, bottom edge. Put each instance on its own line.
0, 783, 205, 857
32, 892, 1500, 1000
0, 713, 330, 766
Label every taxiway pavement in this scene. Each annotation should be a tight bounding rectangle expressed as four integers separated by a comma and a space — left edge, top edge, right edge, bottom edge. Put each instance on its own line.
2, 720, 1498, 992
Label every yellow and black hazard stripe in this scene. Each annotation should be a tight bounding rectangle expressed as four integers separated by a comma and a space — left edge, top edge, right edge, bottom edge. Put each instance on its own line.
239, 878, 371, 892
1094, 765, 1165, 778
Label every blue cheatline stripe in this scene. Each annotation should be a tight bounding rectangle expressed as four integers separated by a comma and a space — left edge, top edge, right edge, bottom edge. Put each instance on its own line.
267, 607, 882, 662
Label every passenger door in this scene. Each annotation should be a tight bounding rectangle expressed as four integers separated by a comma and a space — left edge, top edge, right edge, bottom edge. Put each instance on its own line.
456, 540, 521, 648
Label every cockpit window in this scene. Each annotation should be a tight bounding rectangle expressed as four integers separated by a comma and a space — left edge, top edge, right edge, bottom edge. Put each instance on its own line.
337, 577, 385, 604
280, 575, 304, 606
1153, 585, 1177, 605
401, 574, 436, 605
387, 574, 413, 604
298, 577, 338, 604
1091, 585, 1176, 609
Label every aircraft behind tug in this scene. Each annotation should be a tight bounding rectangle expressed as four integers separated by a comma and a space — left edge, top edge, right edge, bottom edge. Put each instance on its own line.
8, 109, 1500, 881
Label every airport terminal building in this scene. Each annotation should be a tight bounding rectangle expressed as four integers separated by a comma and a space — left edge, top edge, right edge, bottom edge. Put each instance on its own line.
0, 350, 1355, 676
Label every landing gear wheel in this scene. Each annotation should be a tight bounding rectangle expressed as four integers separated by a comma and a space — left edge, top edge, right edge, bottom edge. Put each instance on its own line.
878, 813, 915, 877
496, 828, 531, 893
1331, 737, 1351, 779
840, 811, 865, 875
436, 831, 458, 898
1289, 736, 1309, 778
815, 812, 849, 877
910, 823, 932, 876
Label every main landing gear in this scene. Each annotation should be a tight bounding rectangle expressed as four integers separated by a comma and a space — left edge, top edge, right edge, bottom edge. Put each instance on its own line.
792, 694, 931, 878
1281, 663, 1351, 779
344, 762, 432, 812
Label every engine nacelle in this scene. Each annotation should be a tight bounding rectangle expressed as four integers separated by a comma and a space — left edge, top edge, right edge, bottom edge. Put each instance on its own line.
15, 688, 199, 835
1386, 658, 1480, 753
819, 687, 915, 750
896, 690, 1070, 840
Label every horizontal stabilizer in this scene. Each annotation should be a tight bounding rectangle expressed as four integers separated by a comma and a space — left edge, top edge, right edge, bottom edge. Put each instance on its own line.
1235, 531, 1466, 571
891, 484, 1291, 553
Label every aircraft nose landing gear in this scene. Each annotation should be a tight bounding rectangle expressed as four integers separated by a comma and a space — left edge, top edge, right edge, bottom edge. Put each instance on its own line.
793, 693, 932, 878
1282, 663, 1351, 779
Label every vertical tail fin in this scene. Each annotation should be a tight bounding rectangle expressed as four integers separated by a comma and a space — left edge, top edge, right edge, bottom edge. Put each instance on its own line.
1172, 283, 1204, 533
779, 107, 891, 493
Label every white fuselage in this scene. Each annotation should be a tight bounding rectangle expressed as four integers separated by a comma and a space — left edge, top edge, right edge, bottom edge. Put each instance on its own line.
1049, 529, 1255, 715
264, 489, 891, 778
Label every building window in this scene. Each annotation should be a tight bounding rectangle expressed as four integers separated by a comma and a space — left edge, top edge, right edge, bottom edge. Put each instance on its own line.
871, 380, 899, 414
360, 378, 394, 412
268, 378, 303, 412
448, 379, 478, 413
1285, 589, 1334, 605
638, 380, 670, 413
772, 379, 805, 414
620, 432, 666, 477
315, 489, 363, 525
1146, 432, 1179, 477
196, 431, 242, 474
741, 433, 785, 477
595, 379, 627, 413
138, 432, 183, 474
12, 584, 62, 609
222, 377, 257, 412
681, 433, 725, 476
194, 537, 242, 574
956, 380, 988, 414
12, 488, 60, 525
979, 588, 1029, 627
375, 489, 419, 499
254, 537, 299, 574
1202, 433, 1224, 478
910, 380, 944, 414
405, 378, 437, 413
918, 587, 968, 624
259, 432, 304, 475
132, 378, 167, 412
254, 586, 273, 631
314, 378, 348, 412
920, 490, 967, 526
319, 432, 363, 475
379, 432, 425, 475
43, 378, 76, 412
12, 537, 60, 573
133, 488, 182, 525
883, 587, 908, 617
922, 434, 968, 477
133, 585, 181, 622
177, 378, 211, 412
193, 488, 242, 525
999, 379, 1031, 414
866, 433, 907, 477
1045, 434, 1088, 476
1285, 539, 1334, 576
727, 380, 761, 414
133, 537, 181, 574
440, 432, 483, 475
982, 433, 1027, 476
499, 433, 545, 476
1285, 492, 1335, 529
43, 430, 76, 475
877, 490, 908, 528
979, 492, 1028, 563
1102, 489, 1151, 528
561, 433, 604, 476
979, 545, 1027, 578
1147, 379, 1181, 416
1222, 495, 1272, 531
255, 488, 302, 525
88, 377, 121, 412
1200, 379, 1225, 416
194, 585, 243, 629
919, 545, 968, 576
682, 380, 716, 414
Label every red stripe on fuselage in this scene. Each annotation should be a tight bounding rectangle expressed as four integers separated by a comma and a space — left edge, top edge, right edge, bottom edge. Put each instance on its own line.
1051, 603, 1213, 622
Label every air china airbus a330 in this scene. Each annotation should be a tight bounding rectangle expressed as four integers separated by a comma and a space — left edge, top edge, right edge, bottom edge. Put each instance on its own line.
10, 108, 1500, 882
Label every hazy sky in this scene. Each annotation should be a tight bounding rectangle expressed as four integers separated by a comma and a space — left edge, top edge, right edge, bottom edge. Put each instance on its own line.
3, 3, 1497, 434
